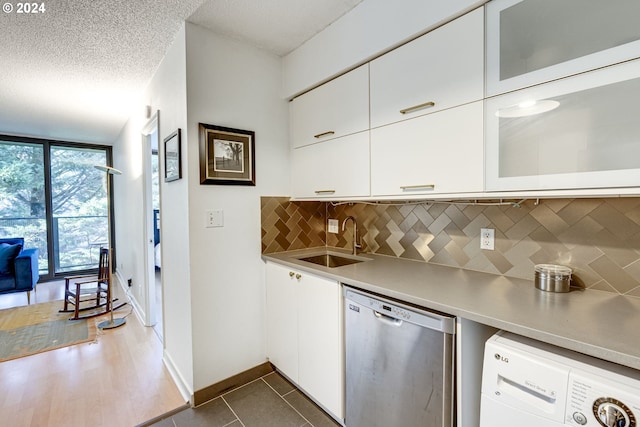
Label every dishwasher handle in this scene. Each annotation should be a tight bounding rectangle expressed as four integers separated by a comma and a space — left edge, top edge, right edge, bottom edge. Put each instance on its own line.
344, 287, 456, 334
374, 310, 403, 326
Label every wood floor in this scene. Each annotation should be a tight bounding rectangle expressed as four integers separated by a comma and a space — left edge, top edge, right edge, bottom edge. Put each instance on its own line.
0, 279, 186, 427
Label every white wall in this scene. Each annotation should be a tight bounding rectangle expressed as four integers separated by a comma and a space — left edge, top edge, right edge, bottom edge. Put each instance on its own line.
114, 0, 483, 399
282, 0, 486, 98
184, 23, 289, 391
114, 24, 194, 398
113, 109, 146, 312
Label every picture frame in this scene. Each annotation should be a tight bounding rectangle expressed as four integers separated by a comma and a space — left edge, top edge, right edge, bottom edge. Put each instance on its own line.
199, 123, 255, 186
164, 129, 182, 182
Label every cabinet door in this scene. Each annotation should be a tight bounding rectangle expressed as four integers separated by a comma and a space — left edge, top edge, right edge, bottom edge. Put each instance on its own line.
265, 262, 299, 382
298, 273, 343, 419
290, 64, 369, 149
486, 0, 640, 96
485, 59, 640, 192
291, 131, 370, 199
370, 8, 483, 129
371, 101, 483, 197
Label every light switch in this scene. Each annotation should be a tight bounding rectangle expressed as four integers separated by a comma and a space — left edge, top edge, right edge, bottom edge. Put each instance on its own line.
328, 219, 339, 234
206, 210, 224, 228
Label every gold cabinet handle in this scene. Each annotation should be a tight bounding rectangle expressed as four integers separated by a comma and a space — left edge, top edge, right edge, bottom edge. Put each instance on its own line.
289, 271, 295, 277
400, 184, 435, 191
400, 101, 435, 115
314, 131, 335, 139
314, 190, 336, 195
295, 274, 302, 280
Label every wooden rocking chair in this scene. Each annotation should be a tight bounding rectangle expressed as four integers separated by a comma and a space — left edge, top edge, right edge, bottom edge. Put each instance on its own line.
60, 247, 117, 320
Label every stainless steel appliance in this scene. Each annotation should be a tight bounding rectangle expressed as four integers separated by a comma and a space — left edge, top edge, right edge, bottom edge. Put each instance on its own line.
344, 286, 456, 427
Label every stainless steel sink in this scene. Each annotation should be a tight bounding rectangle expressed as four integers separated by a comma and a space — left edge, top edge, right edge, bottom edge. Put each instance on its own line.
298, 254, 367, 268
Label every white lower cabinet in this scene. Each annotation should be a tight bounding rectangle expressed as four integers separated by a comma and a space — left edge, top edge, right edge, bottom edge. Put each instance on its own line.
370, 101, 484, 197
265, 262, 344, 420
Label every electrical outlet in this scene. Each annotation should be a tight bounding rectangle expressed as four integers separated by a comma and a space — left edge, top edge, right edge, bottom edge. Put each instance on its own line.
480, 228, 495, 250
328, 219, 339, 234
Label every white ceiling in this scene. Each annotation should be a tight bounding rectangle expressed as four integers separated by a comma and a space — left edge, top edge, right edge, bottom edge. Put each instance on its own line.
0, 0, 363, 144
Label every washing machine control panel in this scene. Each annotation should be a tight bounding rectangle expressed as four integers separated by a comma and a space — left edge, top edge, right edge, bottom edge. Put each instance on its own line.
592, 398, 636, 427
567, 371, 639, 427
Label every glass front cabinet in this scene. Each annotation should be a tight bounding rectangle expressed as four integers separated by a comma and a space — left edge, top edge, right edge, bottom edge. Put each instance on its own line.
486, 0, 640, 97
485, 59, 640, 192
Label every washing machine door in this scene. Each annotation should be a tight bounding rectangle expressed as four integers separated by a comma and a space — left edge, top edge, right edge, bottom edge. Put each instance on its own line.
480, 394, 565, 427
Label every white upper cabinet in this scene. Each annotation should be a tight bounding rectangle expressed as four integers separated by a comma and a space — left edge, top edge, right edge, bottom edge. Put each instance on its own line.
485, 59, 640, 192
291, 131, 370, 199
486, 0, 640, 97
290, 65, 369, 149
371, 101, 484, 197
370, 7, 484, 129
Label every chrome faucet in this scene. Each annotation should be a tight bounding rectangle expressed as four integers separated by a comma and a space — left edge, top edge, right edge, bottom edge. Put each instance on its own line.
342, 216, 362, 255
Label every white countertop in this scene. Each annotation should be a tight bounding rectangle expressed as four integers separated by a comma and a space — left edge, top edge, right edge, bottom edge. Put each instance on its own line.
263, 247, 640, 371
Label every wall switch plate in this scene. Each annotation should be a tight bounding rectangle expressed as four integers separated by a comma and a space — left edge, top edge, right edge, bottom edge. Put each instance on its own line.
480, 228, 495, 250
206, 210, 224, 228
328, 219, 339, 234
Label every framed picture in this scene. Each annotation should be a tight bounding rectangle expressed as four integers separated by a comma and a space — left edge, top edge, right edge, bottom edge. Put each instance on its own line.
164, 129, 182, 182
199, 123, 255, 186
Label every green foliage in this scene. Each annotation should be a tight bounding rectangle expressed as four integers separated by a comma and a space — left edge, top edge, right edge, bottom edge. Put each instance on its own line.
0, 141, 110, 273
0, 143, 45, 217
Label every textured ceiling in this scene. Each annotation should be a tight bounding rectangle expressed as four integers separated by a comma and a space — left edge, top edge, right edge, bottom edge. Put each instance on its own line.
0, 0, 363, 144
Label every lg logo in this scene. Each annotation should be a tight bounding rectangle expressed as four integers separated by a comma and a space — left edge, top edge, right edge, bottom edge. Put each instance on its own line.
494, 353, 509, 363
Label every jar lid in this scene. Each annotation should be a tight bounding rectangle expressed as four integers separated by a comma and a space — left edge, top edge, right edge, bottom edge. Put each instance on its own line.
535, 264, 572, 277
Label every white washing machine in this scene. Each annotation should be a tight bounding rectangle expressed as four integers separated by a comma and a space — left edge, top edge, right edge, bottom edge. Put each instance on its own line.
480, 331, 640, 427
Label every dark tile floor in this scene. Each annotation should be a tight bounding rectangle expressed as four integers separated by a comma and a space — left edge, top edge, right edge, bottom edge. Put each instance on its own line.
146, 372, 341, 427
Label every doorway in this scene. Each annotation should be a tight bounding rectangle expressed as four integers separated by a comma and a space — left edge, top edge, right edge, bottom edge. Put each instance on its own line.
142, 113, 163, 340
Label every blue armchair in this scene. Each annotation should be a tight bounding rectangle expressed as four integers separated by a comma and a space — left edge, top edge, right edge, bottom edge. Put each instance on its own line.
0, 237, 39, 304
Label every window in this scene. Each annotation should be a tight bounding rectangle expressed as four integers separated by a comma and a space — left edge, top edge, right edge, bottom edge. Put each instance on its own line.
0, 136, 113, 280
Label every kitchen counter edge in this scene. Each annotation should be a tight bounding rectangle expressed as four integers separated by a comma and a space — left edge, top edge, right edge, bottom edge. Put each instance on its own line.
262, 248, 640, 371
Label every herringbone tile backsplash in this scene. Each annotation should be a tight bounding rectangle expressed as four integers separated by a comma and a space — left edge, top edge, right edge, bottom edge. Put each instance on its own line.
261, 197, 640, 297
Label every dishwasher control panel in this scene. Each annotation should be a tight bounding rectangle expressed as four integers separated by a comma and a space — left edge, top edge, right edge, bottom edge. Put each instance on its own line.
343, 287, 455, 333
378, 301, 412, 320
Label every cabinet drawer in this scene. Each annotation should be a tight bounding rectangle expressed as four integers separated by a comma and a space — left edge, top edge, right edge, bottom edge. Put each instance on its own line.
370, 8, 483, 129
371, 102, 483, 197
290, 65, 369, 149
292, 131, 370, 199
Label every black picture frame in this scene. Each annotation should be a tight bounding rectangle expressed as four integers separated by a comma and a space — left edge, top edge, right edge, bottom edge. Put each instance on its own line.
164, 129, 182, 182
199, 123, 255, 186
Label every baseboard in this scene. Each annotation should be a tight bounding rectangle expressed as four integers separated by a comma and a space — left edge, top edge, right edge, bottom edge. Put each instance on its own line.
163, 350, 194, 404
193, 362, 275, 407
114, 270, 145, 324
125, 291, 145, 325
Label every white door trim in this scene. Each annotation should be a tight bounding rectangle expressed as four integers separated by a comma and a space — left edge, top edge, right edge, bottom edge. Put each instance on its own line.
141, 111, 159, 328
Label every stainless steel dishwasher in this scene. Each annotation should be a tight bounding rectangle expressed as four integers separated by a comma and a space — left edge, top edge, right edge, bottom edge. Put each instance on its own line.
344, 286, 456, 427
